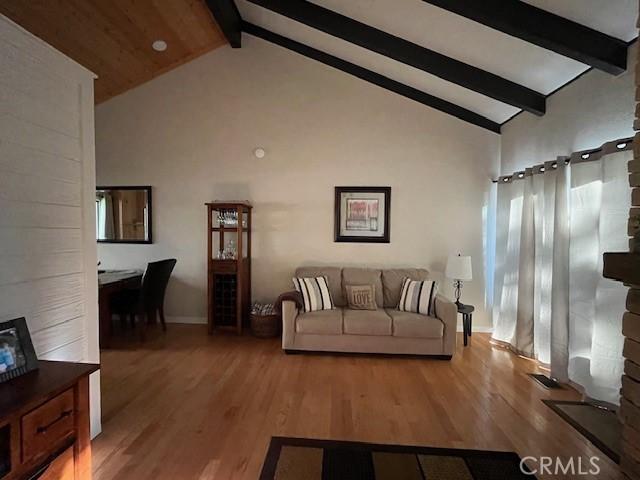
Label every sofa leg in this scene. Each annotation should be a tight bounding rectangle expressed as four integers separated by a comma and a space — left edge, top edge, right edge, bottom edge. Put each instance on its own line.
434, 355, 453, 360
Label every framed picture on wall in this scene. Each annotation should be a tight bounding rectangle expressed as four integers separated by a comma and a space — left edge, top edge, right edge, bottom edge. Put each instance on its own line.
0, 318, 38, 384
334, 186, 391, 243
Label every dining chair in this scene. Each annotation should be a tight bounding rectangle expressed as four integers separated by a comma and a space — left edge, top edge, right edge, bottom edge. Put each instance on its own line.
111, 258, 177, 340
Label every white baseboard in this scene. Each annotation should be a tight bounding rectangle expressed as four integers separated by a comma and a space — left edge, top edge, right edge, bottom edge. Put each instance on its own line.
166, 316, 207, 325
457, 325, 493, 333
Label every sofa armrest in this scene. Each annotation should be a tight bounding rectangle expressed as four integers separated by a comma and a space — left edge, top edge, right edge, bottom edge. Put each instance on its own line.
435, 294, 457, 355
282, 300, 299, 349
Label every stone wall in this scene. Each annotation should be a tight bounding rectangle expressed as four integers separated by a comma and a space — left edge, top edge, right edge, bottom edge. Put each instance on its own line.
620, 14, 640, 477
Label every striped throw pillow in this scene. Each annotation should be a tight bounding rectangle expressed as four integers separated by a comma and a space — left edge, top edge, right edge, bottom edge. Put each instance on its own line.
398, 278, 438, 316
293, 276, 335, 312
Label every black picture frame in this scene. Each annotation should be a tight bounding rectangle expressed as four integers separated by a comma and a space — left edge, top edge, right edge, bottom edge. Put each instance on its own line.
0, 318, 38, 384
334, 186, 391, 243
96, 185, 153, 244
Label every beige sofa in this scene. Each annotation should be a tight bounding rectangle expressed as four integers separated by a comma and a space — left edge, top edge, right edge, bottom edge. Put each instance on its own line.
282, 267, 457, 358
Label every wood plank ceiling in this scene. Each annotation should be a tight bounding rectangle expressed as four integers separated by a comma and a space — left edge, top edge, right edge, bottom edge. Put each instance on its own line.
0, 0, 227, 103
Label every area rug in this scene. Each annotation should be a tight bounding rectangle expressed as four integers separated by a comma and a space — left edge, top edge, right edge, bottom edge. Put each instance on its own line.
542, 400, 621, 463
259, 437, 535, 479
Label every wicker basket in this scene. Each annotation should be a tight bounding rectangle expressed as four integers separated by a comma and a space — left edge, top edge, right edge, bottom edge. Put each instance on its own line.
250, 313, 281, 338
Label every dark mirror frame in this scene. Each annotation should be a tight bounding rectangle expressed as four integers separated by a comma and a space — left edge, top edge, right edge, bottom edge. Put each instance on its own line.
96, 185, 153, 244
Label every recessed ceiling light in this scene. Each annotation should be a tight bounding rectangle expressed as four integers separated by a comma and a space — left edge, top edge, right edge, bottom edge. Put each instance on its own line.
152, 40, 167, 52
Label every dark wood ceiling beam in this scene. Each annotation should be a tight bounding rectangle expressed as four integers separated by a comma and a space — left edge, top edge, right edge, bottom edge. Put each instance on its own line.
242, 22, 501, 133
422, 0, 628, 75
205, 0, 242, 48
246, 0, 545, 115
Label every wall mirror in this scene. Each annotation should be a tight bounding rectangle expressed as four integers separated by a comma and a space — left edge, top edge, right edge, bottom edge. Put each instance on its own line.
96, 186, 152, 243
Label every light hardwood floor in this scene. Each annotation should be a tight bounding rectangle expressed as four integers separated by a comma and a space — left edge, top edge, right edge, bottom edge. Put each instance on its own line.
92, 325, 622, 479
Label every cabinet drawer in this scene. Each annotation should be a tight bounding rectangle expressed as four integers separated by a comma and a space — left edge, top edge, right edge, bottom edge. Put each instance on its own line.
212, 260, 237, 274
22, 390, 75, 463
28, 446, 74, 480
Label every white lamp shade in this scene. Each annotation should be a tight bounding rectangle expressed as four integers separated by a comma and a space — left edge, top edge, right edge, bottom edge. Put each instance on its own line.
445, 255, 472, 281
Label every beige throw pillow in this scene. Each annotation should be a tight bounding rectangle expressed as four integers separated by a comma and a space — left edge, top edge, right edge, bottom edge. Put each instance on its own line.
346, 285, 377, 310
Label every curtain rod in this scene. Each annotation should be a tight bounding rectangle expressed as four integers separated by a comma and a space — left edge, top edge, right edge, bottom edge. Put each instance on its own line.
493, 136, 634, 184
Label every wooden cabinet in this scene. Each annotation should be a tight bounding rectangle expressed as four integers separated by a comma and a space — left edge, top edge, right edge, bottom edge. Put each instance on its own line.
0, 361, 98, 480
206, 202, 252, 335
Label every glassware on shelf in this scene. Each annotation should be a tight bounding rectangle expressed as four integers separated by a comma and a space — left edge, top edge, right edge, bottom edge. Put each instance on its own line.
215, 209, 250, 228
223, 239, 237, 259
217, 209, 241, 227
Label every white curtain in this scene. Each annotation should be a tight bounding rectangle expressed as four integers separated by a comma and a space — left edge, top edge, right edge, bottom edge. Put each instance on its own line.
568, 148, 630, 403
492, 143, 631, 404
97, 193, 115, 240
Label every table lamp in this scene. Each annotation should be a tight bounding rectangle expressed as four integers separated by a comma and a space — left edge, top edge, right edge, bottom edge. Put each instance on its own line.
445, 254, 472, 306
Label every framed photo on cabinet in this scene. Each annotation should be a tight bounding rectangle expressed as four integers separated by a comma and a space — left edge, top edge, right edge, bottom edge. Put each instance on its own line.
0, 317, 38, 384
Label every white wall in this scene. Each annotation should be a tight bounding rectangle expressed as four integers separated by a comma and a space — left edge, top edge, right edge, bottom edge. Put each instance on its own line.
0, 15, 101, 437
501, 45, 637, 174
96, 35, 500, 329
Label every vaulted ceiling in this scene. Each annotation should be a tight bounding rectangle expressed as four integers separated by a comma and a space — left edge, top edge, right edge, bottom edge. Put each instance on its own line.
1, 0, 637, 133
215, 0, 638, 133
0, 0, 227, 103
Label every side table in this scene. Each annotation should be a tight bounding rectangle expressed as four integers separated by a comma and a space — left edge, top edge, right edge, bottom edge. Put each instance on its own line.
457, 303, 475, 346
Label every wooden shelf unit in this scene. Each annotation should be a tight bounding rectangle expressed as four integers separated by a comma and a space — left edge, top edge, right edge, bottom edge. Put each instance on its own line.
206, 201, 252, 335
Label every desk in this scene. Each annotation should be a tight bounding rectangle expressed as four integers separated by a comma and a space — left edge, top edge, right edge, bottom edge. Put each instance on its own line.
98, 270, 143, 348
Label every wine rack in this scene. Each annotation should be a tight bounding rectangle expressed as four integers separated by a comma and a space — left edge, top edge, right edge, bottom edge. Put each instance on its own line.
213, 275, 237, 327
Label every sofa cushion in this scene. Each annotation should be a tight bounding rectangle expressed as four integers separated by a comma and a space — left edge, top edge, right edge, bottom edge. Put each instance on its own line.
343, 308, 392, 336
342, 268, 383, 308
382, 268, 429, 308
295, 267, 345, 306
387, 309, 443, 338
296, 308, 343, 335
